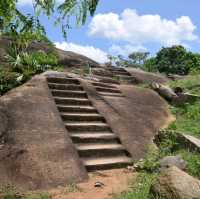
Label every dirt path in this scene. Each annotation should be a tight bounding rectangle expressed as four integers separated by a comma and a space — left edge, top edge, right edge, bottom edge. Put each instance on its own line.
50, 169, 136, 199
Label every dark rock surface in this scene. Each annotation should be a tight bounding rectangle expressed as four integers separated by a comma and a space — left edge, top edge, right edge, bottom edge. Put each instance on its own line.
151, 166, 200, 199
0, 106, 8, 139
0, 74, 88, 190
81, 80, 172, 161
0, 71, 173, 190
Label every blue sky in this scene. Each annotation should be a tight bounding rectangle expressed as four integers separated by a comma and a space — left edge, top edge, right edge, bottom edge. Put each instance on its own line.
17, 0, 200, 63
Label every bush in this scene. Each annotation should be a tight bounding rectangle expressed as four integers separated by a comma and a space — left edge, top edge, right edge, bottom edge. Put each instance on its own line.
0, 69, 22, 95
0, 49, 62, 95
144, 45, 200, 75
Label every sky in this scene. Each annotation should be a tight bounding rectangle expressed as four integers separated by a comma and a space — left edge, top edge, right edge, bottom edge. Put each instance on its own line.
17, 0, 200, 63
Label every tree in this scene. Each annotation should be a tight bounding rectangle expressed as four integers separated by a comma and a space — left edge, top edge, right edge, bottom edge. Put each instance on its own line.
143, 45, 200, 75
0, 0, 99, 38
155, 45, 197, 75
128, 52, 150, 65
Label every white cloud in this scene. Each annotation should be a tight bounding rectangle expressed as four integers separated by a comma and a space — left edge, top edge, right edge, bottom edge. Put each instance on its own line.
89, 9, 198, 46
55, 42, 108, 63
109, 44, 147, 56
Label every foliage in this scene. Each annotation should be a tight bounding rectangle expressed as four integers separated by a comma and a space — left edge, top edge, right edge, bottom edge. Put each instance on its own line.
0, 50, 61, 95
168, 75, 200, 137
0, 68, 22, 95
107, 52, 149, 68
0, 0, 99, 38
180, 150, 200, 179
168, 102, 200, 138
113, 173, 157, 199
134, 144, 160, 172
143, 57, 157, 72
169, 74, 200, 95
144, 45, 200, 75
128, 52, 150, 65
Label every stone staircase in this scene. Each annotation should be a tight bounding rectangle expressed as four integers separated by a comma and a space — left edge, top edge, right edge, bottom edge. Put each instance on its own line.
47, 76, 132, 171
92, 82, 124, 98
108, 67, 136, 84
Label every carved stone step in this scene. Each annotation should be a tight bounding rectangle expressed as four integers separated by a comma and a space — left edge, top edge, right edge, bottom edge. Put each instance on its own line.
54, 97, 92, 106
58, 105, 97, 113
83, 156, 133, 171
47, 77, 80, 84
61, 113, 105, 122
65, 122, 110, 132
48, 83, 83, 91
51, 90, 87, 98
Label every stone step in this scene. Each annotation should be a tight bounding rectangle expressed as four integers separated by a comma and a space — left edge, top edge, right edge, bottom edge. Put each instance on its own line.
98, 92, 124, 97
58, 105, 97, 113
70, 132, 118, 143
76, 143, 126, 157
51, 90, 87, 98
54, 97, 92, 106
92, 82, 116, 89
65, 122, 110, 132
47, 77, 80, 84
108, 68, 126, 72
61, 113, 105, 122
112, 71, 130, 76
69, 130, 113, 134
116, 74, 133, 78
83, 156, 133, 171
95, 86, 121, 93
48, 83, 83, 91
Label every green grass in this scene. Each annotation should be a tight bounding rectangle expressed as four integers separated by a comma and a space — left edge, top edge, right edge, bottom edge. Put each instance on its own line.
168, 102, 200, 138
167, 75, 200, 138
0, 185, 50, 199
180, 150, 200, 179
169, 75, 200, 95
113, 173, 157, 199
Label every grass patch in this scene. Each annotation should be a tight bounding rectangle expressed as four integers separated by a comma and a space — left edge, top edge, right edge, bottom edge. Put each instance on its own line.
169, 75, 200, 95
65, 183, 82, 194
0, 185, 50, 199
113, 173, 157, 199
168, 102, 200, 138
167, 75, 200, 138
179, 150, 200, 179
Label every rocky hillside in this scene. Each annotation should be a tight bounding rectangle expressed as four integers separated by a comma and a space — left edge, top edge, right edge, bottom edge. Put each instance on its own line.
0, 36, 100, 68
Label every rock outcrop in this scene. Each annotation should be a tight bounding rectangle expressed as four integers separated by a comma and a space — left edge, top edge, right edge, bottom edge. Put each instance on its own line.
0, 36, 100, 68
0, 74, 88, 190
0, 71, 172, 190
0, 106, 8, 139
126, 68, 169, 84
150, 166, 200, 199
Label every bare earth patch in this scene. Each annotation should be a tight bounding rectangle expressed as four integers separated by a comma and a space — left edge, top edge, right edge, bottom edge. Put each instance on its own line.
50, 169, 136, 199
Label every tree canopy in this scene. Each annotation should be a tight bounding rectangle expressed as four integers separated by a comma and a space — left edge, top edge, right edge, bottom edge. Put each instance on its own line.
144, 45, 200, 75
0, 0, 99, 38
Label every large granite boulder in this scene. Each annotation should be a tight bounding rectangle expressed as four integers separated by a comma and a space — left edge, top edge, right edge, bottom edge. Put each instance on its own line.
0, 36, 100, 68
0, 74, 87, 191
0, 106, 8, 139
150, 166, 200, 199
126, 68, 169, 84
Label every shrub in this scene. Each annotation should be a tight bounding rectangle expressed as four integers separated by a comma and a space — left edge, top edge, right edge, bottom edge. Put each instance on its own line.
143, 45, 200, 75
0, 69, 22, 95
